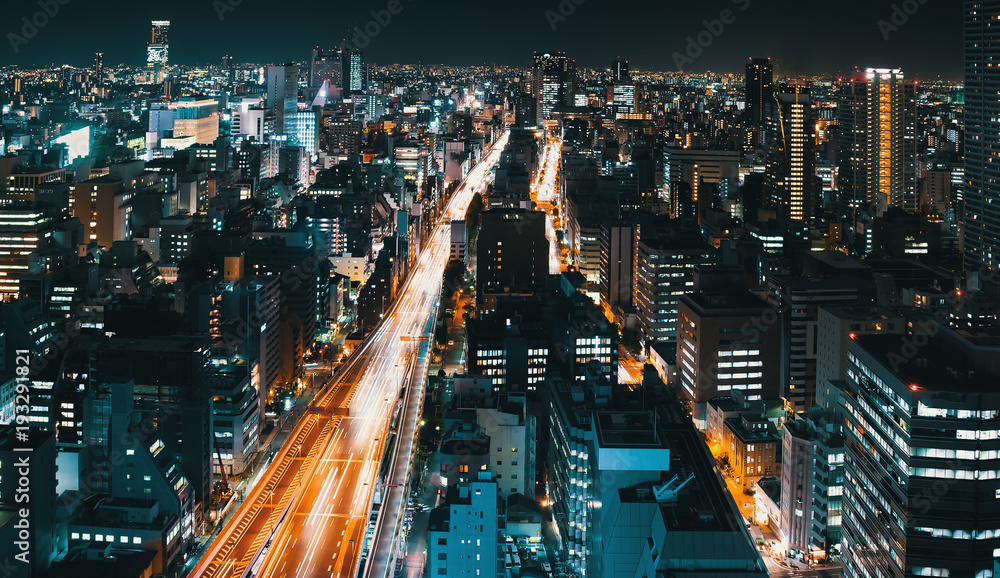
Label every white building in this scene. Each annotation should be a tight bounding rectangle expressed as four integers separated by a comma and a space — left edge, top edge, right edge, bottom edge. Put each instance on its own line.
329, 252, 368, 285
427, 472, 502, 577
477, 398, 536, 499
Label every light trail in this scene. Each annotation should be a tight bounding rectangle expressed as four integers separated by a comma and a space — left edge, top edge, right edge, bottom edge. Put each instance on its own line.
532, 130, 563, 274
192, 130, 510, 578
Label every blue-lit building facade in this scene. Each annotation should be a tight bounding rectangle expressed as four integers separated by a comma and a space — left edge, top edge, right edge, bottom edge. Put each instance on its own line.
839, 324, 1000, 578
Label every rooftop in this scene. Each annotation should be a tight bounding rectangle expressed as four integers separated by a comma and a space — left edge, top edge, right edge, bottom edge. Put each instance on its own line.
682, 290, 770, 315
595, 411, 662, 448
855, 328, 1000, 393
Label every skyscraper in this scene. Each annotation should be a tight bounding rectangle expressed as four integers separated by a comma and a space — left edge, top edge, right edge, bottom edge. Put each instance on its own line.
266, 63, 299, 134
342, 47, 365, 94
963, 0, 1000, 273
0, 202, 56, 298
839, 326, 1000, 578
766, 83, 818, 224
531, 52, 576, 123
837, 68, 917, 217
744, 57, 773, 128
310, 47, 343, 93
612, 56, 630, 82
93, 52, 103, 76
147, 20, 170, 83
476, 209, 549, 314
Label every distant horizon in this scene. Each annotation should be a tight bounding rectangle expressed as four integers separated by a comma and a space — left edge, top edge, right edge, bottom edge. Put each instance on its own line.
1, 0, 961, 79
1, 58, 966, 84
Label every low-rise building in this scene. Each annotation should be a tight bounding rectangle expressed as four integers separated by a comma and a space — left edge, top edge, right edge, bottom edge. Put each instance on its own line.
780, 409, 843, 562
427, 473, 503, 578
723, 414, 780, 490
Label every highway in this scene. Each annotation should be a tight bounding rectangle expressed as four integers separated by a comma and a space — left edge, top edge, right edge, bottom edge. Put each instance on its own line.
191, 130, 509, 578
533, 130, 563, 274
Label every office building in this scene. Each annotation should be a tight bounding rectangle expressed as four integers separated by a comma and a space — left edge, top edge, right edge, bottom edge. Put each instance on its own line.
586, 411, 672, 578
288, 109, 319, 154
635, 233, 717, 345
147, 20, 169, 83
745, 57, 774, 128
66, 381, 194, 575
0, 202, 55, 298
245, 234, 319, 346
91, 337, 214, 516
612, 56, 630, 82
476, 398, 536, 498
450, 219, 468, 264
814, 305, 905, 413
611, 82, 636, 114
963, 0, 1000, 273
780, 410, 843, 562
427, 473, 502, 577
323, 115, 363, 157
0, 426, 58, 575
467, 276, 617, 392
676, 289, 782, 428
662, 147, 740, 214
172, 98, 221, 146
599, 222, 636, 312
266, 64, 299, 134
3, 166, 65, 198
147, 98, 220, 152
208, 347, 261, 476
476, 209, 549, 314
310, 47, 342, 92
532, 52, 576, 123
767, 274, 873, 412
343, 47, 365, 94
69, 168, 162, 247
626, 422, 769, 577
838, 68, 917, 215
766, 84, 818, 224
839, 325, 1000, 578
723, 413, 780, 490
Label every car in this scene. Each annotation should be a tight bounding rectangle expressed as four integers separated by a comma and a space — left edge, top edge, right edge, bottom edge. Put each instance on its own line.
542, 562, 552, 572
448, 340, 455, 346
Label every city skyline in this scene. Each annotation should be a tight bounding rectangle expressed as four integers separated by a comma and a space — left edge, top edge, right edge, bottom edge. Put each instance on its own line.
0, 2, 995, 578
3, 0, 962, 77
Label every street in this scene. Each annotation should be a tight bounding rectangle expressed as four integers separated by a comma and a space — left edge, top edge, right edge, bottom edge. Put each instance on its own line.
190, 131, 509, 578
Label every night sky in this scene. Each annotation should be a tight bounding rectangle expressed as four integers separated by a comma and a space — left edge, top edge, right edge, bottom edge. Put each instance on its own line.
4, 0, 961, 78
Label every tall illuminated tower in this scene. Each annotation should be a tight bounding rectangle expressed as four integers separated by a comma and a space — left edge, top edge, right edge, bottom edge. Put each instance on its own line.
531, 52, 576, 124
964, 0, 1000, 274
342, 47, 364, 95
837, 68, 916, 217
744, 57, 773, 128
147, 20, 170, 83
765, 83, 817, 224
